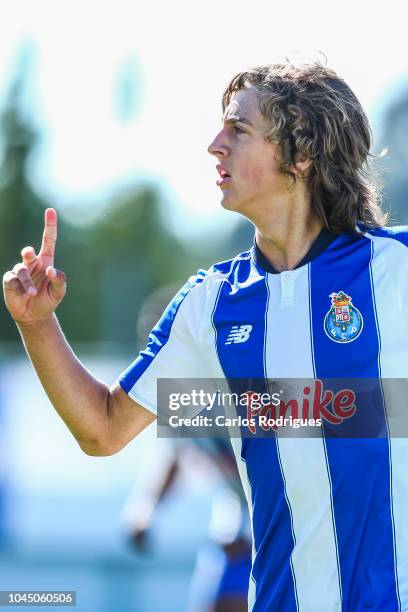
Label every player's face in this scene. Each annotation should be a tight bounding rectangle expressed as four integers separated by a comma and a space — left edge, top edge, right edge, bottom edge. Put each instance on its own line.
208, 86, 288, 214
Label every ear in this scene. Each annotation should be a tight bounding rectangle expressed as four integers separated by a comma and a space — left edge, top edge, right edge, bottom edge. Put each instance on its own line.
289, 155, 313, 177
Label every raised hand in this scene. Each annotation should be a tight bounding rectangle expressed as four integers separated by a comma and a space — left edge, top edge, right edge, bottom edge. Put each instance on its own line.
2, 208, 66, 325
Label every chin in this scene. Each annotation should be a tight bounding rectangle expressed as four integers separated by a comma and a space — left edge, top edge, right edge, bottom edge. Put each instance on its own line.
220, 191, 240, 212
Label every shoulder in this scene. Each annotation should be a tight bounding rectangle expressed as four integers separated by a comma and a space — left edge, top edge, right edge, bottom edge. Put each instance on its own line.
363, 226, 408, 249
177, 249, 254, 323
160, 249, 253, 319
362, 227, 408, 290
187, 248, 253, 293
167, 249, 253, 334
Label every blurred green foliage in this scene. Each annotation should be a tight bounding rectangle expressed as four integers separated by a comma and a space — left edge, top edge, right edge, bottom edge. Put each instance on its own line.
0, 72, 194, 344
0, 66, 253, 346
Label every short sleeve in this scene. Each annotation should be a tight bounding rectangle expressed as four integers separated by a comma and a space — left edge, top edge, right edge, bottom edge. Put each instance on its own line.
117, 270, 209, 415
366, 226, 408, 333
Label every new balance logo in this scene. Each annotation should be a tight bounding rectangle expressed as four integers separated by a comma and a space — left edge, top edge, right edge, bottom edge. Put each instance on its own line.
225, 324, 253, 345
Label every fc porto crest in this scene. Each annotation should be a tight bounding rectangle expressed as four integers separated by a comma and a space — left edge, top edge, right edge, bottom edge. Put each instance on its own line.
324, 291, 363, 343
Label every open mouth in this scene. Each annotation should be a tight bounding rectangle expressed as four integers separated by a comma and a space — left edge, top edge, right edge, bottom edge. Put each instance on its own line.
216, 165, 231, 186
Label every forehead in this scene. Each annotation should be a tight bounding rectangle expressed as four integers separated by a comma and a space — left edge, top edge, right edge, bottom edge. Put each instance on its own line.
223, 86, 266, 129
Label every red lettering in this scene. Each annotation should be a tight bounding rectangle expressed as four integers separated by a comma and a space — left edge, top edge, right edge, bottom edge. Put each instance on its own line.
333, 389, 356, 419
244, 391, 261, 434
312, 379, 342, 424
302, 386, 311, 419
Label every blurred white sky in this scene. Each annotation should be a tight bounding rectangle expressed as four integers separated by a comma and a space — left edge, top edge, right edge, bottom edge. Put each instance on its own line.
0, 0, 407, 234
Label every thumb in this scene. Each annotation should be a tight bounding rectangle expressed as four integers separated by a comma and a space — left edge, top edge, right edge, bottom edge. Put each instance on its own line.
46, 266, 66, 300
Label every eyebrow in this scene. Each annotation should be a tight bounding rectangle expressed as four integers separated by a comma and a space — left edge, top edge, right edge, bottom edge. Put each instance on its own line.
223, 115, 254, 127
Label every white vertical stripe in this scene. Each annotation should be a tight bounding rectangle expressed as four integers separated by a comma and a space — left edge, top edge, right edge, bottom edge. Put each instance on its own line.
266, 269, 342, 612
229, 435, 257, 611
367, 234, 408, 608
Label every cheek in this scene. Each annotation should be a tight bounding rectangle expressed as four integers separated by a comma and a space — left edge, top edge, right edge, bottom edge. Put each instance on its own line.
241, 161, 278, 186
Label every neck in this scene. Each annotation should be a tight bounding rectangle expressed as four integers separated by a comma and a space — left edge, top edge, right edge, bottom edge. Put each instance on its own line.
250, 195, 323, 272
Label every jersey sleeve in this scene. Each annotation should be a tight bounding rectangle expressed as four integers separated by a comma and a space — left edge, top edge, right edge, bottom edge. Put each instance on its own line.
117, 270, 209, 415
366, 226, 408, 338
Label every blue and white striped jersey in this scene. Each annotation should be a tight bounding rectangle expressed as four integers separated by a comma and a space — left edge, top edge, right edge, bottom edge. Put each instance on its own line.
119, 228, 408, 611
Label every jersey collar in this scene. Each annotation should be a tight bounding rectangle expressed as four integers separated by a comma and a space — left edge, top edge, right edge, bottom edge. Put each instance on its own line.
252, 228, 339, 274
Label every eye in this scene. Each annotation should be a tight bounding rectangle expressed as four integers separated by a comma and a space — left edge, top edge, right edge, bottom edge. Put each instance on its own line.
232, 125, 246, 134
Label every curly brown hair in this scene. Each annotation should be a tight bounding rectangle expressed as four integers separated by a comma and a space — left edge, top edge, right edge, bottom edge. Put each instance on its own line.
222, 61, 387, 234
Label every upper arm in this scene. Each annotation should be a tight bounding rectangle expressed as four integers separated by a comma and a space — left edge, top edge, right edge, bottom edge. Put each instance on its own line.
106, 383, 156, 455
110, 271, 211, 453
118, 272, 209, 416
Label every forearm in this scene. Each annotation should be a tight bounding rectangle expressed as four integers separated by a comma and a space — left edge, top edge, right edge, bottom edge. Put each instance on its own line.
17, 313, 111, 455
4, 209, 154, 455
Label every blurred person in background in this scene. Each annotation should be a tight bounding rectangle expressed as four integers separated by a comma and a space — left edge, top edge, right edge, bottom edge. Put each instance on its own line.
4, 58, 408, 611
124, 437, 251, 612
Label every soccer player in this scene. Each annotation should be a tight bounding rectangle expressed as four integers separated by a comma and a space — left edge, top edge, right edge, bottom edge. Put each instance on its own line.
3, 60, 408, 611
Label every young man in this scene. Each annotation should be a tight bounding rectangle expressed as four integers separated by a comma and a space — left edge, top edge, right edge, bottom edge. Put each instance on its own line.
3, 61, 408, 611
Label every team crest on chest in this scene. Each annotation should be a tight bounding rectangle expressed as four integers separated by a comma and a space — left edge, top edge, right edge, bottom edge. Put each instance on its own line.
324, 291, 363, 343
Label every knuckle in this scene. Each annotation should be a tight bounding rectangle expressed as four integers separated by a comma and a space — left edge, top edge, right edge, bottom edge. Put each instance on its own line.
12, 263, 26, 275
54, 268, 66, 282
3, 272, 18, 290
21, 246, 35, 258
17, 272, 30, 284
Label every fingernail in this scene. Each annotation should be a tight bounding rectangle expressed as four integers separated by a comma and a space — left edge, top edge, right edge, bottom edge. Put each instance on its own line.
27, 287, 37, 296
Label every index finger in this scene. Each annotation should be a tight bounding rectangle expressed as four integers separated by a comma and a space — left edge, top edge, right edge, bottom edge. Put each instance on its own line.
39, 208, 58, 262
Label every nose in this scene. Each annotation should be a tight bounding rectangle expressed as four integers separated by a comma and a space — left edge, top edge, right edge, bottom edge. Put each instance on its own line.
207, 129, 229, 158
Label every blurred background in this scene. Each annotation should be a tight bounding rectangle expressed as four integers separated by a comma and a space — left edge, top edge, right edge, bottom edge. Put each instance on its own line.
0, 1, 407, 610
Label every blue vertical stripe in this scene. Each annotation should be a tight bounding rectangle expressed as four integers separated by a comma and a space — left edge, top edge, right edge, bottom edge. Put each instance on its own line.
213, 258, 298, 611
310, 233, 398, 611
